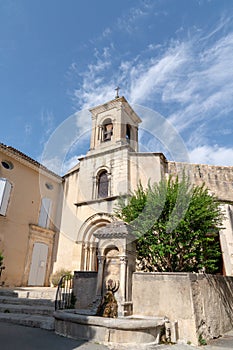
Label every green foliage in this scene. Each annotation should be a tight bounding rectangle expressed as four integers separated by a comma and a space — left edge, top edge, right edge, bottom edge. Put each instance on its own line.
198, 334, 207, 346
115, 181, 147, 222
116, 176, 223, 273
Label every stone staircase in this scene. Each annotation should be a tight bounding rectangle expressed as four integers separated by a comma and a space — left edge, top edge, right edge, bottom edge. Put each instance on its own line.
0, 287, 56, 330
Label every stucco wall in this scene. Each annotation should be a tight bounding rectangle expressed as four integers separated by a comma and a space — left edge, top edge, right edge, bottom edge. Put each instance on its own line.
0, 147, 62, 286
129, 153, 166, 191
132, 272, 233, 345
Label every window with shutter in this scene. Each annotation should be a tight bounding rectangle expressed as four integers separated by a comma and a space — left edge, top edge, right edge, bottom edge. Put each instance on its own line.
38, 198, 51, 228
0, 178, 11, 216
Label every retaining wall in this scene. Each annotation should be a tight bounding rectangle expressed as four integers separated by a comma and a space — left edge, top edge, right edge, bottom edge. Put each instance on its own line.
132, 272, 233, 345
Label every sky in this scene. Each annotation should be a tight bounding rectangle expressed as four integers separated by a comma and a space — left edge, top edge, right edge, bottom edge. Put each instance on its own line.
0, 0, 233, 175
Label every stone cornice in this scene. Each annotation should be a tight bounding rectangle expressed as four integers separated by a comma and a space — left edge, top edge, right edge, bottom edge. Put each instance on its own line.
89, 96, 141, 124
82, 143, 131, 161
29, 224, 57, 243
94, 221, 135, 239
94, 232, 135, 239
75, 195, 122, 207
130, 152, 167, 162
89, 96, 127, 116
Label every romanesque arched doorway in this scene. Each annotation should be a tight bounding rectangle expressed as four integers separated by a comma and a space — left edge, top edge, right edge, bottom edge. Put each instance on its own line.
78, 213, 116, 271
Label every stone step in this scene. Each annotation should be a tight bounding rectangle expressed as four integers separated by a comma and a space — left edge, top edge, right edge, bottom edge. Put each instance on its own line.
0, 312, 54, 330
0, 289, 18, 298
0, 287, 57, 300
0, 302, 54, 316
0, 287, 57, 330
0, 295, 54, 307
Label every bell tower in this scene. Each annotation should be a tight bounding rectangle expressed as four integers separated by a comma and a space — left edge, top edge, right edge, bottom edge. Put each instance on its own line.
88, 96, 142, 155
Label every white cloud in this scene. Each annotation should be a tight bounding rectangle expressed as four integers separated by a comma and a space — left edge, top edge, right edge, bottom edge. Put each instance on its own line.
72, 52, 114, 110
117, 5, 149, 34
61, 155, 80, 174
40, 109, 92, 175
69, 13, 233, 166
41, 156, 64, 175
102, 27, 111, 37
189, 145, 233, 166
73, 24, 233, 132
167, 33, 233, 131
129, 42, 189, 104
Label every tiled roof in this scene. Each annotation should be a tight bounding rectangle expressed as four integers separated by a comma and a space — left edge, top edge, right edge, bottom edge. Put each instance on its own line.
0, 143, 61, 180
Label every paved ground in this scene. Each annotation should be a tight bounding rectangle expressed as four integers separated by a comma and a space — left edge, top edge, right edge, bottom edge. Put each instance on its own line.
1, 322, 233, 350
0, 322, 109, 350
155, 330, 233, 350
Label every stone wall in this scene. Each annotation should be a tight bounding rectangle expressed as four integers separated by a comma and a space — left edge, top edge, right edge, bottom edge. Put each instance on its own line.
132, 272, 233, 345
168, 161, 233, 202
73, 271, 97, 309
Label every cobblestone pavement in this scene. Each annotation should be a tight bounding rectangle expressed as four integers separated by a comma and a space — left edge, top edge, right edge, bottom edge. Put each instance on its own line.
1, 322, 233, 350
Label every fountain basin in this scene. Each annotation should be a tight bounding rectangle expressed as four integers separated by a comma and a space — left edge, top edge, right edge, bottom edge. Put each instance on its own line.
54, 310, 166, 346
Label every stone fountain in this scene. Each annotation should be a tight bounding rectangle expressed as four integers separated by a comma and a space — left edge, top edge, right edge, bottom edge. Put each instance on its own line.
54, 221, 167, 348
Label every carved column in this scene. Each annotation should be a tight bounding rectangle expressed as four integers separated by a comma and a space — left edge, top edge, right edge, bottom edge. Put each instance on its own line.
89, 244, 97, 271
83, 243, 90, 271
119, 255, 128, 303
96, 255, 105, 296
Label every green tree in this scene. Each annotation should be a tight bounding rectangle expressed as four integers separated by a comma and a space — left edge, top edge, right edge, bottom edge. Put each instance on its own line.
116, 176, 223, 273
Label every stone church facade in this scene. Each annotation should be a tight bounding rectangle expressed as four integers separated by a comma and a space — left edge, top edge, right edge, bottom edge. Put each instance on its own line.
1, 95, 233, 286
53, 96, 233, 278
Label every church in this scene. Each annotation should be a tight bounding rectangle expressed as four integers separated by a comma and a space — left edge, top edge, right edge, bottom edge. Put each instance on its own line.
53, 95, 233, 278
0, 95, 233, 286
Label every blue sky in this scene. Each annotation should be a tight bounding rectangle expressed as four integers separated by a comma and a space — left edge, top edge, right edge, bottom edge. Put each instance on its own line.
1, 0, 233, 175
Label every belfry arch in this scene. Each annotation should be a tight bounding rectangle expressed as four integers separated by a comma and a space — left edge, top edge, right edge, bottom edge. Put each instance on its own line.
77, 213, 116, 271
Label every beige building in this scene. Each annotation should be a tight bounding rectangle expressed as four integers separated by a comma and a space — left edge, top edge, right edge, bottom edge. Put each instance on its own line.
1, 96, 233, 286
54, 96, 233, 277
0, 144, 62, 286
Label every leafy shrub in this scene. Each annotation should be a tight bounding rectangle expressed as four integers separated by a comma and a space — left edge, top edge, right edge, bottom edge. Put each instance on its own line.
116, 175, 223, 273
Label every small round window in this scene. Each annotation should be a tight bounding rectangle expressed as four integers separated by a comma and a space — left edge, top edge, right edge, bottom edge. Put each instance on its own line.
45, 182, 53, 190
1, 160, 14, 170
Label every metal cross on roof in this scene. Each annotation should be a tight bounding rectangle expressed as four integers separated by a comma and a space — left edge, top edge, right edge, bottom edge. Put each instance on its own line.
115, 86, 120, 98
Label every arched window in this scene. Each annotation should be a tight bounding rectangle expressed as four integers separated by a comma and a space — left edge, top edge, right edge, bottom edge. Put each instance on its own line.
97, 170, 109, 198
102, 118, 113, 142
126, 124, 131, 143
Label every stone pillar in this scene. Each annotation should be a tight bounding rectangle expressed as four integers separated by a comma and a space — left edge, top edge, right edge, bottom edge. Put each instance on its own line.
83, 243, 88, 271
119, 255, 128, 303
89, 244, 97, 271
96, 255, 105, 296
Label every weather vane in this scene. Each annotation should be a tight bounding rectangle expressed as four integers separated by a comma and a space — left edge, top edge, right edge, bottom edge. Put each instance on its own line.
115, 86, 120, 99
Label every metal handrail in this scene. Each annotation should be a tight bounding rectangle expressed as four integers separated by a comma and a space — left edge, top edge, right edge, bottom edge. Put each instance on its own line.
0, 266, 5, 278
55, 274, 75, 311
